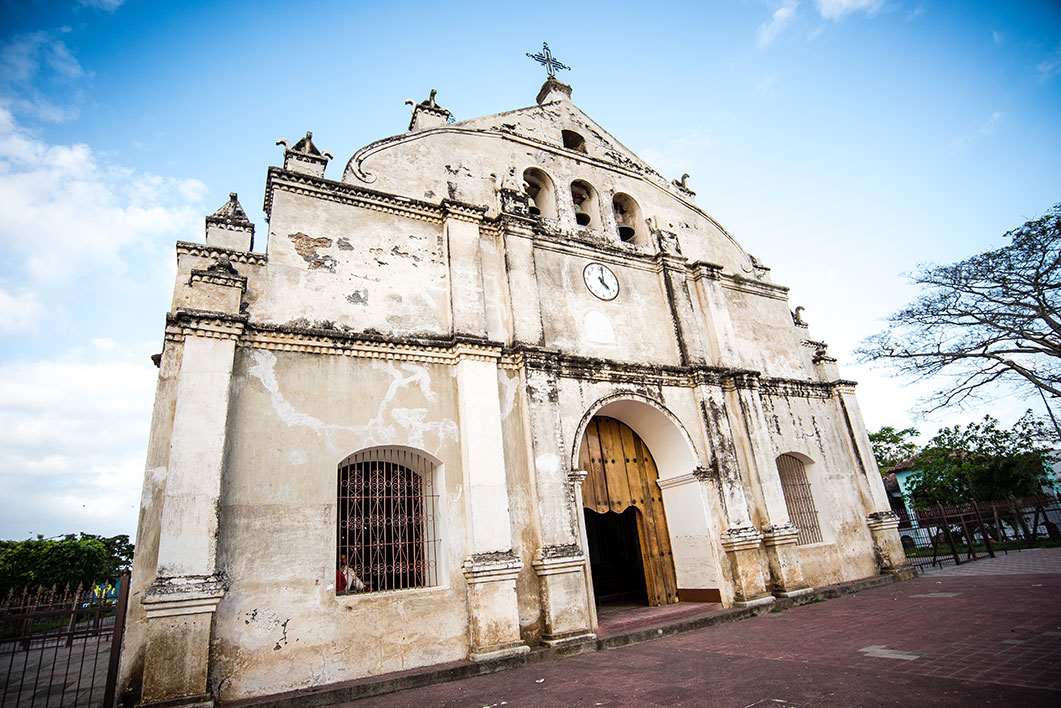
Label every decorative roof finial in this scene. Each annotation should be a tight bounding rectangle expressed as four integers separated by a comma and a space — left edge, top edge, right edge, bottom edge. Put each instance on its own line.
526, 42, 570, 78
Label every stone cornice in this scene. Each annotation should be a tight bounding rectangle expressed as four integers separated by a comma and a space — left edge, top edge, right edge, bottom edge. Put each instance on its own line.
176, 241, 268, 267
719, 273, 790, 301
160, 320, 850, 399
760, 377, 859, 399
265, 167, 479, 226
165, 310, 248, 342
442, 199, 488, 224
189, 268, 247, 291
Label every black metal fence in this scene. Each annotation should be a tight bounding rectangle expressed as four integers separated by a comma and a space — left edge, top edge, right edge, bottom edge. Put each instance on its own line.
895, 495, 1061, 573
0, 573, 129, 708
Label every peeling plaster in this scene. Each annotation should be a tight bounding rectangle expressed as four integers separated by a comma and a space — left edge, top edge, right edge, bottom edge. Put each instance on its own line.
248, 350, 455, 455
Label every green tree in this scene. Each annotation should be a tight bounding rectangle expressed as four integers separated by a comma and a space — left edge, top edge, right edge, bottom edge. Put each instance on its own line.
0, 533, 134, 593
905, 412, 1055, 508
868, 426, 920, 473
857, 204, 1061, 413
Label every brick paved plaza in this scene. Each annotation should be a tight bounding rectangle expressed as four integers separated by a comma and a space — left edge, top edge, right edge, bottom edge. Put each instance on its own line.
337, 548, 1061, 707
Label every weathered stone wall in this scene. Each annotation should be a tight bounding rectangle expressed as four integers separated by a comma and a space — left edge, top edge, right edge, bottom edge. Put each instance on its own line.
210, 349, 468, 700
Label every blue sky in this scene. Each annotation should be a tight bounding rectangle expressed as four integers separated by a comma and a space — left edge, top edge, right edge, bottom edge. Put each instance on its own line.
1, 0, 1059, 539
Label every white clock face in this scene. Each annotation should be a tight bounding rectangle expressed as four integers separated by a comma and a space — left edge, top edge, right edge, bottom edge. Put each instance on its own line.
583, 262, 619, 301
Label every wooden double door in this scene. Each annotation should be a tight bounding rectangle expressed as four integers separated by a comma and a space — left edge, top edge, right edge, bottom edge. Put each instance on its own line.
578, 416, 678, 606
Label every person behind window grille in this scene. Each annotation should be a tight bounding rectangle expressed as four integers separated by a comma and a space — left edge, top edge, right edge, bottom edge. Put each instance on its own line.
338, 553, 367, 593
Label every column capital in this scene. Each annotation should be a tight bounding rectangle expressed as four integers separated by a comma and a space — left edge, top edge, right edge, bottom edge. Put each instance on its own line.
867, 510, 901, 531
532, 544, 586, 576
568, 468, 588, 484
761, 522, 801, 547
142, 574, 227, 619
720, 526, 763, 552
462, 551, 522, 584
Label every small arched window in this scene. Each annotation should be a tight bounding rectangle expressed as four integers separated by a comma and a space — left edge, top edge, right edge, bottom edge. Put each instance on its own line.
562, 129, 587, 153
612, 193, 643, 243
337, 447, 440, 593
523, 167, 557, 219
776, 454, 823, 545
570, 180, 600, 229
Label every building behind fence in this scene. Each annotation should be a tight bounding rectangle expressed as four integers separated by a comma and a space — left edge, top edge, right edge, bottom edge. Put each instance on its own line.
895, 495, 1061, 573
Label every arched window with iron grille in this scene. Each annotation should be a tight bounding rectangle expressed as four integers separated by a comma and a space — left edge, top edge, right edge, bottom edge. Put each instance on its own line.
337, 447, 439, 593
776, 453, 823, 546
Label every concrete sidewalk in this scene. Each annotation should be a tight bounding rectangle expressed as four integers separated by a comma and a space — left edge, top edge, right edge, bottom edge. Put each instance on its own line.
330, 548, 1061, 707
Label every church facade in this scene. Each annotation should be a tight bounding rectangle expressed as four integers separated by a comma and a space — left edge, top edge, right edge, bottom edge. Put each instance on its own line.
120, 77, 906, 707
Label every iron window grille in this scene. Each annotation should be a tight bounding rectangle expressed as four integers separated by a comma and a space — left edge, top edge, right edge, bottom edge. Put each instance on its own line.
337, 447, 439, 594
776, 453, 824, 546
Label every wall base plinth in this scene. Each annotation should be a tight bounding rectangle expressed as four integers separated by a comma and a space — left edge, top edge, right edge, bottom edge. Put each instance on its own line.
720, 527, 769, 605
139, 575, 225, 707
762, 523, 810, 597
867, 511, 909, 573
463, 553, 527, 660
532, 547, 594, 646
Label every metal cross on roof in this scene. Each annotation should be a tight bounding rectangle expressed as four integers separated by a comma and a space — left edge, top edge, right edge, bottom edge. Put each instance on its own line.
526, 42, 570, 78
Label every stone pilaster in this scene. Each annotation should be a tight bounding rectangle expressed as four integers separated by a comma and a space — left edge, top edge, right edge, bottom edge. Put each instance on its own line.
502, 226, 544, 346
444, 200, 489, 339
690, 262, 741, 367
454, 345, 526, 660
723, 373, 792, 533
518, 358, 595, 642
761, 523, 812, 597
140, 311, 242, 708
691, 381, 756, 531
719, 527, 772, 607
867, 511, 909, 574
656, 250, 707, 366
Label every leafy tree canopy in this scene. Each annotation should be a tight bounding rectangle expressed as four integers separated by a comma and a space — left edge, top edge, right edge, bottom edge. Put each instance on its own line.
868, 426, 920, 473
858, 204, 1061, 413
0, 533, 134, 594
905, 411, 1056, 508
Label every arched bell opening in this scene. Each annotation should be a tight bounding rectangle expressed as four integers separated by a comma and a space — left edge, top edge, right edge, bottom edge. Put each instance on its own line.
522, 167, 557, 219
612, 193, 643, 244
562, 129, 587, 153
570, 180, 600, 229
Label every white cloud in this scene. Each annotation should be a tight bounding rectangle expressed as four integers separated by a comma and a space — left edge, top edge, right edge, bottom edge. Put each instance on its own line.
0, 106, 206, 319
815, 0, 883, 20
77, 0, 126, 11
0, 352, 157, 538
757, 1, 799, 49
992, 30, 1003, 46
639, 130, 717, 179
0, 30, 87, 122
978, 110, 1002, 134
1037, 43, 1061, 81
0, 285, 44, 333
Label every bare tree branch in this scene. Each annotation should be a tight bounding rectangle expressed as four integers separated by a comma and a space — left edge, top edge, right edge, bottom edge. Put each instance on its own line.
857, 204, 1061, 413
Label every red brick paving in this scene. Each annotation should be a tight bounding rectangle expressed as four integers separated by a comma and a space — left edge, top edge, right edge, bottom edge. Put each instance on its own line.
340, 549, 1061, 707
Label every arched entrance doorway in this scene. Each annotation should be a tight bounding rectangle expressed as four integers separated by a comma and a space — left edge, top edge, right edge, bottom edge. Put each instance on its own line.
578, 416, 679, 607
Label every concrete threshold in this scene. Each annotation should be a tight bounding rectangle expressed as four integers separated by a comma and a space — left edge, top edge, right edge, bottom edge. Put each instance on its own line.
222, 569, 914, 708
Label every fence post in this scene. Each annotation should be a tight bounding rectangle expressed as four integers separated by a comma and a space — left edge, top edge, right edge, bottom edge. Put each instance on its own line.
103, 572, 130, 708
937, 502, 962, 566
972, 500, 995, 558
1011, 496, 1032, 546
